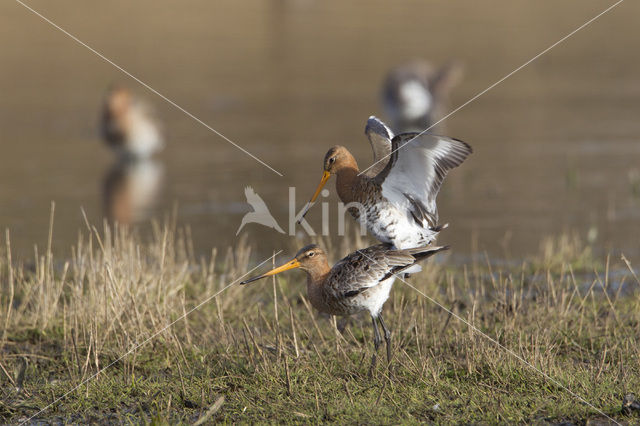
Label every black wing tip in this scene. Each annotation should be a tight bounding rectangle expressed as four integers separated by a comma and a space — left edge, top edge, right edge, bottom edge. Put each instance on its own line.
406, 244, 451, 258
425, 245, 450, 255
451, 137, 473, 155
431, 222, 449, 232
365, 116, 393, 138
391, 133, 472, 156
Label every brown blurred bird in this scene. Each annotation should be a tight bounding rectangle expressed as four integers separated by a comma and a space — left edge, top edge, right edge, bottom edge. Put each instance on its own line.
241, 243, 449, 373
101, 86, 164, 159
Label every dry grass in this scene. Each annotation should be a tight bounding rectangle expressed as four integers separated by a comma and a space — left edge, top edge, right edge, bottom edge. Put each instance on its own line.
1, 212, 639, 424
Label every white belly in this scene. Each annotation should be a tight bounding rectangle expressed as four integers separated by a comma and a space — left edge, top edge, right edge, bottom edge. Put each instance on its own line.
353, 276, 395, 317
355, 201, 438, 250
126, 110, 163, 158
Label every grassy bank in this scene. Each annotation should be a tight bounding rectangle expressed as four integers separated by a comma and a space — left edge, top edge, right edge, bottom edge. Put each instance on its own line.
1, 219, 639, 424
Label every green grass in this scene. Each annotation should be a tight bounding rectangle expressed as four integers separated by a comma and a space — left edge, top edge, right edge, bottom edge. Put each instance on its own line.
1, 219, 640, 424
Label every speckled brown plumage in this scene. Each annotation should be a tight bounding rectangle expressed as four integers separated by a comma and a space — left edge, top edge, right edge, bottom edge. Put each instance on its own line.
300, 117, 472, 250
240, 243, 449, 374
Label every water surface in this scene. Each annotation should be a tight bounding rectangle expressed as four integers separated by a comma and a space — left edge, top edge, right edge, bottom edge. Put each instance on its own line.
1, 0, 639, 260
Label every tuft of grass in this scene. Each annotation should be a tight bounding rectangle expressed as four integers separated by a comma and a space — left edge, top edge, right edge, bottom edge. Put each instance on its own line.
1, 217, 639, 424
538, 232, 595, 270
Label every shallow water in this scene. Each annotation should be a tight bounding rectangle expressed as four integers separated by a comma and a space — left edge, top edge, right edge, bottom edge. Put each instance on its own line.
1, 0, 639, 260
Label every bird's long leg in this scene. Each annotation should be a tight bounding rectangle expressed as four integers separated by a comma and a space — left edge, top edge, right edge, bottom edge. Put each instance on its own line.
378, 314, 392, 367
337, 317, 351, 334
369, 315, 382, 377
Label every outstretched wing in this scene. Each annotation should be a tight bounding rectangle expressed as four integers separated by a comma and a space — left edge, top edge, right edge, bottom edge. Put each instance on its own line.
375, 133, 471, 226
363, 116, 394, 177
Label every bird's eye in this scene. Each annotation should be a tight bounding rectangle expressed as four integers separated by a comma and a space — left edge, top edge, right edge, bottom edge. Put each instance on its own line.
307, 251, 315, 257
329, 157, 336, 164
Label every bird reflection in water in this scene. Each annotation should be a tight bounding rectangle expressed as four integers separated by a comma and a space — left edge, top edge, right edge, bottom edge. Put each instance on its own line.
103, 159, 164, 224
100, 85, 165, 225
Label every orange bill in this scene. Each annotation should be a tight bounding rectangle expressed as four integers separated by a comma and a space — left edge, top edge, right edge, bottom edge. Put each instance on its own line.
297, 171, 331, 223
240, 258, 301, 284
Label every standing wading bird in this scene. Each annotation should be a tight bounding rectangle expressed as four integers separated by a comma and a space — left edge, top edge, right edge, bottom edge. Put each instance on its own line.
240, 243, 449, 373
299, 116, 472, 252
101, 86, 164, 159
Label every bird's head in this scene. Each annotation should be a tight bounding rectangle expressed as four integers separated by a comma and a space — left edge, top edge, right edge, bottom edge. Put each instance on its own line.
240, 244, 328, 284
322, 146, 353, 175
296, 146, 356, 222
105, 86, 132, 118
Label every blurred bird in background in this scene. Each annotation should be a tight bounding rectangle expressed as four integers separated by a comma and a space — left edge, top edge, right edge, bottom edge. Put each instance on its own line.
382, 60, 462, 134
100, 85, 164, 224
101, 85, 164, 160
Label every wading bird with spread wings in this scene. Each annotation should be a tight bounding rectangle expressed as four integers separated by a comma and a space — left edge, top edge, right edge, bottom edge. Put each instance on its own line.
299, 116, 472, 250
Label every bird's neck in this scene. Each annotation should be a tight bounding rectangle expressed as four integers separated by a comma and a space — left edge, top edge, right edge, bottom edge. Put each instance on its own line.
335, 156, 361, 204
305, 264, 332, 314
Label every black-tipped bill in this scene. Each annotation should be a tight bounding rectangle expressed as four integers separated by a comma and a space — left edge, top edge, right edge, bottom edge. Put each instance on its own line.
240, 258, 301, 285
297, 170, 331, 223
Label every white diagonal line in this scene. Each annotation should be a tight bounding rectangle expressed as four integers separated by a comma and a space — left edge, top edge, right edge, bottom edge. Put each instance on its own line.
21, 250, 282, 424
355, 250, 619, 424
398, 278, 618, 423
360, 0, 625, 177
14, 0, 284, 177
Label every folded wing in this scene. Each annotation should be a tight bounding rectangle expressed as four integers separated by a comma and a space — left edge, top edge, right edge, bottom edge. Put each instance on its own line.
328, 245, 448, 298
329, 245, 413, 297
